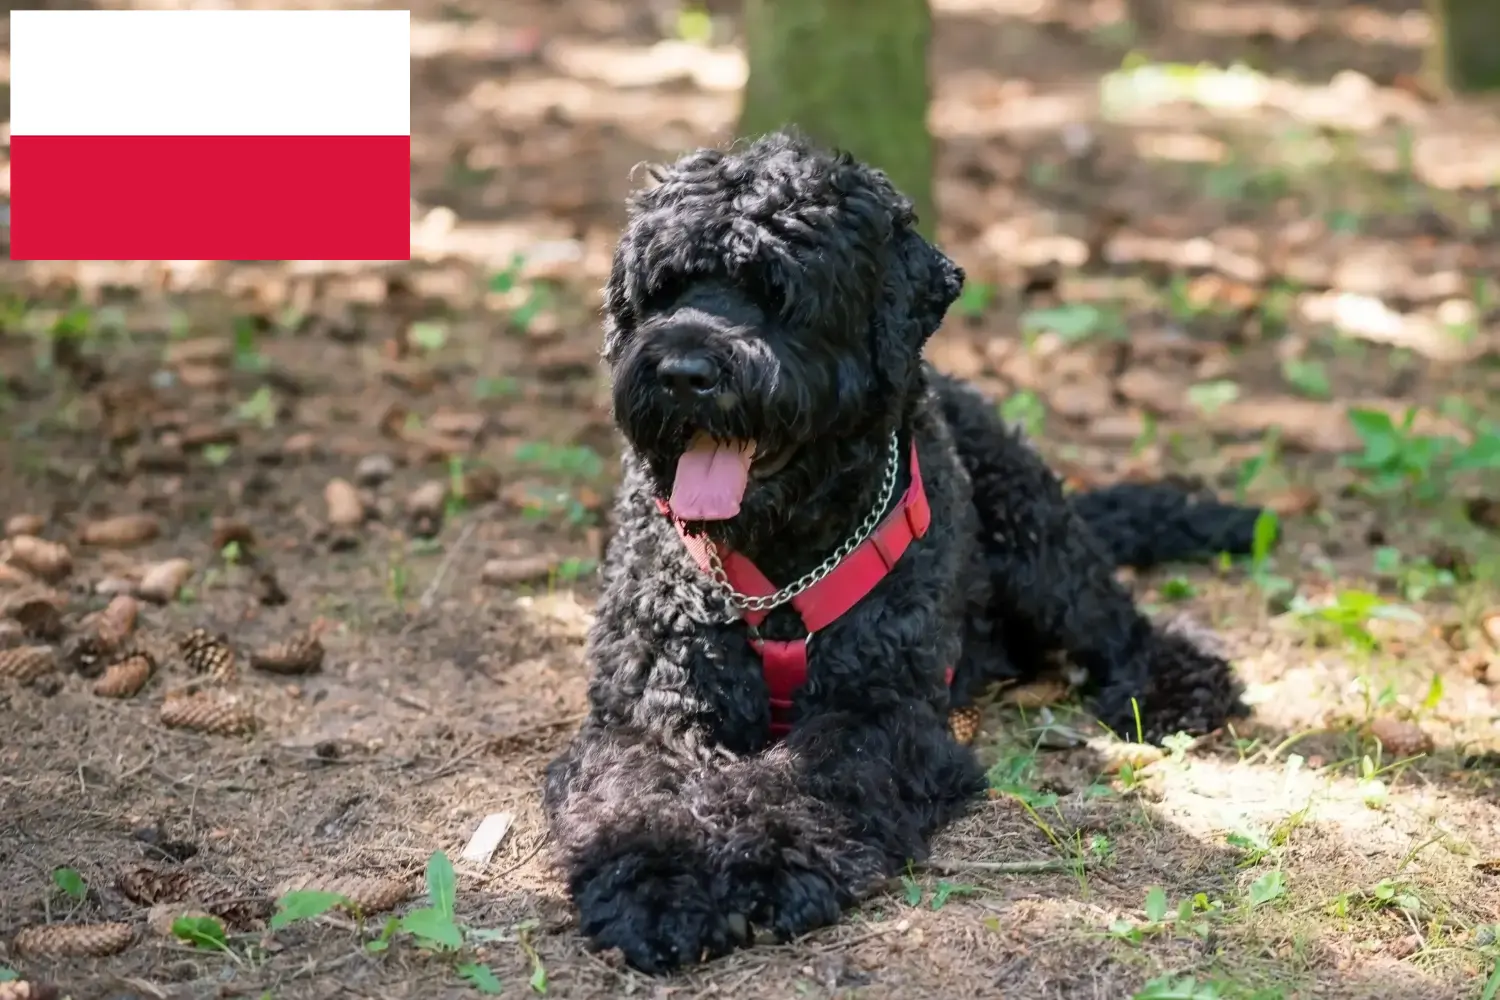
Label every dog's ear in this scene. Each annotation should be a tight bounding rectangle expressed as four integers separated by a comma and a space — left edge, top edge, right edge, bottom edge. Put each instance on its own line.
903, 229, 965, 344
873, 227, 965, 390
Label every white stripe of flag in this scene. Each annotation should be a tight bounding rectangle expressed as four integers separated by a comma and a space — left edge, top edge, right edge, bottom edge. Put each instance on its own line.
10, 9, 412, 261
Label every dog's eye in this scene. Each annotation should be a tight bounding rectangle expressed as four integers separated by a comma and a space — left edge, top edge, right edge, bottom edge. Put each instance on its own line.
744, 272, 785, 314
642, 273, 688, 310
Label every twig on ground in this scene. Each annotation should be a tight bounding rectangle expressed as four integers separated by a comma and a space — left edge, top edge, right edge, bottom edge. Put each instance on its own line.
918, 857, 1095, 875
399, 509, 486, 637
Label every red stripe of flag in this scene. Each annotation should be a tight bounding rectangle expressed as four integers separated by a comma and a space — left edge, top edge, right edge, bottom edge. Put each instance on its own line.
10, 134, 411, 261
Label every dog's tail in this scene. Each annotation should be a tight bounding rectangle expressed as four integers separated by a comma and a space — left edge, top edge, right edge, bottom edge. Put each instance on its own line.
1069, 482, 1266, 569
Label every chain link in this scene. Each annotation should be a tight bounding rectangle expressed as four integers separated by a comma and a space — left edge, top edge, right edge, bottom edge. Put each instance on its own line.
706, 432, 901, 614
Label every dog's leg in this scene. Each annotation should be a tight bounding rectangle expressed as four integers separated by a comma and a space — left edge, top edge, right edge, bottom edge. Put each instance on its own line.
544, 721, 744, 974
935, 374, 1244, 738
696, 701, 985, 943
545, 704, 983, 972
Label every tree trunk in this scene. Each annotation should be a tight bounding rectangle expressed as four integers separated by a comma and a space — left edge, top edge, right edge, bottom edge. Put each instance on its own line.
1426, 0, 1500, 93
738, 0, 937, 237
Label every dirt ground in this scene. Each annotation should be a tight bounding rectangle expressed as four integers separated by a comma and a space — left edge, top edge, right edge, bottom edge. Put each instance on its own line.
3, 1, 1500, 998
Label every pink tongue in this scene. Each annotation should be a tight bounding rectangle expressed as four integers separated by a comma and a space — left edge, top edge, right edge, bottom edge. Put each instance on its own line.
670, 434, 756, 520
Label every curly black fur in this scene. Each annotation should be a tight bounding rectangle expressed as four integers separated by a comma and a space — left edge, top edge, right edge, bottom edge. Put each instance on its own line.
545, 131, 1259, 974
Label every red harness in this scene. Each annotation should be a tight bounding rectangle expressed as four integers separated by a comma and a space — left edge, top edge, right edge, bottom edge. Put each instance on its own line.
657, 444, 952, 737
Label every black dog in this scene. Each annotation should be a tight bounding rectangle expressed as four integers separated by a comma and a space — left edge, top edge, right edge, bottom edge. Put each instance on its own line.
544, 131, 1259, 974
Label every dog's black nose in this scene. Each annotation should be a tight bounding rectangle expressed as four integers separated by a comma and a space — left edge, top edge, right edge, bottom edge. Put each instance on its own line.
656, 353, 721, 398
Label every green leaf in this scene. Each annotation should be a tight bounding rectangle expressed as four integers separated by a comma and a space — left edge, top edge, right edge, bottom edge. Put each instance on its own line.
1249, 870, 1286, 907
529, 958, 549, 994
954, 282, 996, 318
1451, 433, 1500, 472
0, 967, 17, 982
1372, 546, 1402, 574
1133, 973, 1225, 999
270, 890, 351, 930
1186, 379, 1240, 414
173, 914, 228, 949
1251, 509, 1279, 567
400, 907, 464, 951
1481, 954, 1500, 1000
410, 321, 449, 352
458, 962, 503, 994
1160, 576, 1195, 601
675, 7, 712, 44
902, 876, 923, 907
52, 866, 87, 901
488, 255, 526, 293
1019, 303, 1108, 343
365, 916, 400, 953
999, 391, 1047, 439
426, 850, 458, 918
1346, 408, 1400, 464
1421, 674, 1444, 713
930, 881, 978, 910
1144, 885, 1169, 923
1280, 357, 1331, 399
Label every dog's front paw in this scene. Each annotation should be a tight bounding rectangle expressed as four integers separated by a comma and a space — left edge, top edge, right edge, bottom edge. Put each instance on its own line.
574, 851, 743, 974
715, 860, 849, 944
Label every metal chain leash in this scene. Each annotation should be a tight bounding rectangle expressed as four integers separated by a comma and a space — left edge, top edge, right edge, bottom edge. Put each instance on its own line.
705, 431, 901, 614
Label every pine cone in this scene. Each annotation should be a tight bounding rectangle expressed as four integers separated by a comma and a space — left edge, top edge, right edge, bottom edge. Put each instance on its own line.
0, 645, 57, 682
178, 628, 237, 685
2, 588, 67, 641
116, 865, 197, 905
93, 653, 155, 698
200, 891, 273, 930
250, 633, 324, 675
160, 691, 256, 735
273, 874, 412, 915
0, 981, 61, 1000
0, 619, 24, 649
949, 706, 982, 746
12, 921, 135, 957
81, 594, 140, 647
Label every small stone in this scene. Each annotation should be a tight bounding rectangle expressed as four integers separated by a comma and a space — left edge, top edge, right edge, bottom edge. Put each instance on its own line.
354, 453, 396, 487
5, 535, 72, 583
80, 514, 161, 548
5, 514, 46, 537
210, 518, 256, 554
324, 478, 366, 528
1367, 717, 1433, 759
138, 558, 194, 604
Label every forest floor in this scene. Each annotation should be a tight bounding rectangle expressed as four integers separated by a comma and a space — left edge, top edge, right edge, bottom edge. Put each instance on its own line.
3, 1, 1500, 998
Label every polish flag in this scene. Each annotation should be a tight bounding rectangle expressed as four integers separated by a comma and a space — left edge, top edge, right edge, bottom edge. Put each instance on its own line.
10, 10, 411, 262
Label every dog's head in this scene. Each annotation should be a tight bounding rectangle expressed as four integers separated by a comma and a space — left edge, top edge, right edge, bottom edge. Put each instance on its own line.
602, 131, 964, 544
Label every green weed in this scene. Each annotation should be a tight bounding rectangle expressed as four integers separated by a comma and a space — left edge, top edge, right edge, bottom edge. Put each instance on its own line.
1344, 407, 1500, 500
1000, 390, 1047, 439
1019, 302, 1125, 345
